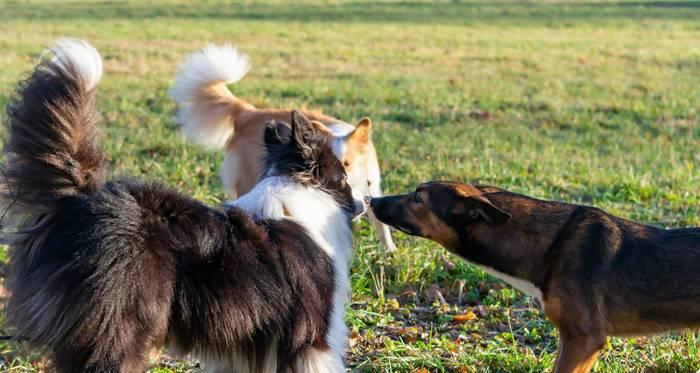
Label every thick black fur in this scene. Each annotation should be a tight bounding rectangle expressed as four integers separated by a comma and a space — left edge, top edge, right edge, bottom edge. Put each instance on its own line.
1, 45, 346, 372
264, 113, 355, 213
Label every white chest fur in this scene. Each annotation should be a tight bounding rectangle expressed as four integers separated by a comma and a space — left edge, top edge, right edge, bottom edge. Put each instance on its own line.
474, 264, 545, 308
226, 177, 352, 369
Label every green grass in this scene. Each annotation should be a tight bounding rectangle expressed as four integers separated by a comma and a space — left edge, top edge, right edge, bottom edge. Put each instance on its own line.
0, 0, 699, 371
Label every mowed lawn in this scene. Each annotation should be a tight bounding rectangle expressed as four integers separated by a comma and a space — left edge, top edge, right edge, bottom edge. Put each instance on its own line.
0, 0, 699, 372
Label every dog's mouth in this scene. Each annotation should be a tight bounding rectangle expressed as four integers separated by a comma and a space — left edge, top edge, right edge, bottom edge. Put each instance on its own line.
387, 221, 422, 237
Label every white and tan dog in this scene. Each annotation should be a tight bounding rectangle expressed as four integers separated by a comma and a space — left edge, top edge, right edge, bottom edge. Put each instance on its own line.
171, 45, 396, 251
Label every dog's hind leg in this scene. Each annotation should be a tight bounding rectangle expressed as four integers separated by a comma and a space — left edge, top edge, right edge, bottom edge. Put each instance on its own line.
48, 229, 174, 373
53, 345, 149, 373
552, 332, 605, 373
51, 309, 169, 373
50, 298, 170, 373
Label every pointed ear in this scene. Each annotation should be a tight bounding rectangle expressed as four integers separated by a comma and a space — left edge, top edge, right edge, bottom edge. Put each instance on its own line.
451, 195, 511, 225
264, 121, 292, 146
290, 110, 316, 160
291, 110, 313, 144
349, 117, 372, 144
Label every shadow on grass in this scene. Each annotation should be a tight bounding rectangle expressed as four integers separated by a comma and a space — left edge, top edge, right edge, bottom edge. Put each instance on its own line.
1, 1, 700, 25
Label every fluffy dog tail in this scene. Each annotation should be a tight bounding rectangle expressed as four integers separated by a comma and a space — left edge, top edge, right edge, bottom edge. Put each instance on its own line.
1, 40, 185, 370
170, 44, 255, 148
1, 38, 105, 227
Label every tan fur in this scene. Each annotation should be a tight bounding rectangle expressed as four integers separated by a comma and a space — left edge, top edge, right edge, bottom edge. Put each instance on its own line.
173, 49, 396, 251
341, 119, 372, 182
224, 109, 337, 197
198, 82, 256, 127
413, 189, 460, 248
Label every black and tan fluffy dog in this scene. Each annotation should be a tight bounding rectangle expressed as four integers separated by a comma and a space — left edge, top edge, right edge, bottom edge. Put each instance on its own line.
370, 181, 700, 373
0, 39, 364, 372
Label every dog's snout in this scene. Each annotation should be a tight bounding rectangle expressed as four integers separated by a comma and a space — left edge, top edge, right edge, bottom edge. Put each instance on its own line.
369, 196, 387, 210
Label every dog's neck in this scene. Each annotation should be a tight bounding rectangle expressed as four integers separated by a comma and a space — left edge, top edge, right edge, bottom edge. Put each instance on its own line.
227, 176, 353, 263
454, 194, 577, 288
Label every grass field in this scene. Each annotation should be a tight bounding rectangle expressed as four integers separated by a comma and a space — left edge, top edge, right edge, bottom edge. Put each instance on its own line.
0, 0, 699, 371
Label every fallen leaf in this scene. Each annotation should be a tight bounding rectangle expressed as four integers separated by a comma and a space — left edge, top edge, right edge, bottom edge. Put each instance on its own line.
349, 330, 361, 347
398, 327, 420, 343
453, 310, 477, 323
385, 297, 400, 311
399, 326, 418, 335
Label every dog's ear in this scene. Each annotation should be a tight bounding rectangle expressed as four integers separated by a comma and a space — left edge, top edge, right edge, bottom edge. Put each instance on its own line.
291, 110, 313, 142
451, 195, 511, 225
264, 121, 292, 146
349, 117, 372, 144
290, 110, 316, 160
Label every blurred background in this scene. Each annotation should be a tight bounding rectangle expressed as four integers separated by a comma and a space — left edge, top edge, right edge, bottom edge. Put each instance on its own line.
0, 1, 698, 372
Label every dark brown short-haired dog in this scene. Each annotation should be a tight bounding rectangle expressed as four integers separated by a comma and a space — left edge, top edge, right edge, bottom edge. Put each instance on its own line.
370, 181, 700, 373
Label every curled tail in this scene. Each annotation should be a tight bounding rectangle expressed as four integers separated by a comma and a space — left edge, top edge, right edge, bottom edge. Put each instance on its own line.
1, 38, 105, 227
170, 44, 255, 148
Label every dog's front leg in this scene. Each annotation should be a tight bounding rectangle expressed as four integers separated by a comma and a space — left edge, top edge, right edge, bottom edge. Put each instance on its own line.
552, 332, 605, 373
367, 208, 396, 252
368, 183, 397, 252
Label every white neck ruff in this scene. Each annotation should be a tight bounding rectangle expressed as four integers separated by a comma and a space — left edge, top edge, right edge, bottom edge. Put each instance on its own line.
226, 176, 353, 263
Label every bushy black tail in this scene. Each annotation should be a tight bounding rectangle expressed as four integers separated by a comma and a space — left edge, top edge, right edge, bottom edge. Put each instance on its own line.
0, 40, 174, 371
1, 38, 105, 228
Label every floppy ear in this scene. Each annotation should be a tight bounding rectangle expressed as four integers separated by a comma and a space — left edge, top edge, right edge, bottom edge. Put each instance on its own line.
349, 117, 372, 144
290, 110, 316, 160
451, 195, 511, 225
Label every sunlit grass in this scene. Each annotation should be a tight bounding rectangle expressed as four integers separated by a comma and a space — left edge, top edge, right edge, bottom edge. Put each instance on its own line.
0, 1, 698, 371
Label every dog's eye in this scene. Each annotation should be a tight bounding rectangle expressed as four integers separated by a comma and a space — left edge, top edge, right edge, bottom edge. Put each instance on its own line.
413, 192, 422, 203
343, 160, 351, 167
